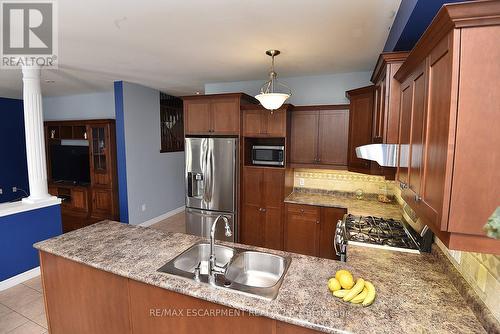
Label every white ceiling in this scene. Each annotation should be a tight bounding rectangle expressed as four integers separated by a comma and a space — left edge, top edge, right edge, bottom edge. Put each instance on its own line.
0, 0, 401, 98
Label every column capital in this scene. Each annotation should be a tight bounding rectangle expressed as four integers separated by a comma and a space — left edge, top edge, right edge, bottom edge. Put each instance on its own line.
21, 66, 42, 79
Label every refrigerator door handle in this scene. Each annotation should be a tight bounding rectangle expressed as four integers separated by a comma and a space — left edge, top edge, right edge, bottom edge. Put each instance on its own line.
205, 140, 214, 203
202, 139, 209, 203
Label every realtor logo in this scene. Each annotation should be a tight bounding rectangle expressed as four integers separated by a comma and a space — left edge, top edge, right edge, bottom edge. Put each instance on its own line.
1, 0, 58, 68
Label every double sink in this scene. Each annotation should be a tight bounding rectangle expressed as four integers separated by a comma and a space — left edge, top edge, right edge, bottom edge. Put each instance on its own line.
158, 242, 291, 299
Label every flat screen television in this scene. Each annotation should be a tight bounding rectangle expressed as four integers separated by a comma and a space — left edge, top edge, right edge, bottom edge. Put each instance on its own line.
50, 144, 90, 184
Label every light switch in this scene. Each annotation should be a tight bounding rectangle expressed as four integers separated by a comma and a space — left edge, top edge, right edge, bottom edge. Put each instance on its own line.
141, 204, 146, 212
299, 178, 305, 186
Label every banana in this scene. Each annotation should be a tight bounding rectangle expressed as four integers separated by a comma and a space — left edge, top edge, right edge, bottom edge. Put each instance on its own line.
332, 289, 350, 298
350, 287, 368, 304
343, 278, 365, 302
362, 281, 376, 306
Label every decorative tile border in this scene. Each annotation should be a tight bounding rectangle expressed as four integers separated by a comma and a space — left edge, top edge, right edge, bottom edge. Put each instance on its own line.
294, 169, 388, 183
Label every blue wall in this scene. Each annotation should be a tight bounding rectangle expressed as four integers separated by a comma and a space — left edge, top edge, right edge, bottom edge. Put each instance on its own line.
0, 98, 29, 203
114, 81, 129, 223
384, 0, 464, 52
0, 205, 62, 281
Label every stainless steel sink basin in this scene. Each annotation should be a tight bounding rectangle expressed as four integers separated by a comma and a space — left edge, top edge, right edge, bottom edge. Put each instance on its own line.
158, 242, 234, 275
225, 251, 287, 288
158, 242, 291, 300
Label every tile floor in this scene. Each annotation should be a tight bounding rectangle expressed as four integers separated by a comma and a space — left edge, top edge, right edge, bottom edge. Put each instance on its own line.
0, 276, 47, 334
150, 211, 186, 234
0, 212, 186, 334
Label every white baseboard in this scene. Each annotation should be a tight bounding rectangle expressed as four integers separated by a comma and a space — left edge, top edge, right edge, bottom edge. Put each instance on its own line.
138, 206, 185, 227
0, 267, 40, 291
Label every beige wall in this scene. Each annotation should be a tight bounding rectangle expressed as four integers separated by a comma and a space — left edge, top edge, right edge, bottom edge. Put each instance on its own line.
295, 168, 500, 322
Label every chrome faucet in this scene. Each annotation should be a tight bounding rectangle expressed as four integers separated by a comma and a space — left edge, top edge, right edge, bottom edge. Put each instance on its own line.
208, 215, 232, 284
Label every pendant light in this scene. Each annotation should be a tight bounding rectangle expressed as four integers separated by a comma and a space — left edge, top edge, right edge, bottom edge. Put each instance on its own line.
255, 50, 291, 111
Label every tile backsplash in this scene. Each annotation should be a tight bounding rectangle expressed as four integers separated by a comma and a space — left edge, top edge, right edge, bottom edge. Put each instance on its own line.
293, 169, 395, 195
435, 239, 500, 323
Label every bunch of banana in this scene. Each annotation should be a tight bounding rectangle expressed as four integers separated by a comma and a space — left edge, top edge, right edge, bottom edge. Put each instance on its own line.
327, 269, 376, 306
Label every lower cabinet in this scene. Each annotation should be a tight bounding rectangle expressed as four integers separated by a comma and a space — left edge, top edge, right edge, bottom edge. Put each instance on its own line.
91, 188, 115, 219
40, 252, 321, 334
284, 203, 346, 260
241, 167, 284, 250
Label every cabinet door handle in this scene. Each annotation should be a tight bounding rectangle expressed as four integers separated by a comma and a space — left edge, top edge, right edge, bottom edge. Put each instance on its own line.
415, 195, 422, 202
300, 209, 304, 213
316, 220, 320, 224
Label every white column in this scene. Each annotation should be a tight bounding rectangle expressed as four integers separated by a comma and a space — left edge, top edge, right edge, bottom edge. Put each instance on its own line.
21, 66, 53, 203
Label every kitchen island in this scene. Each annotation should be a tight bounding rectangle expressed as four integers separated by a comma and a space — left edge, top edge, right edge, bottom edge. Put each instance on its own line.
34, 221, 487, 334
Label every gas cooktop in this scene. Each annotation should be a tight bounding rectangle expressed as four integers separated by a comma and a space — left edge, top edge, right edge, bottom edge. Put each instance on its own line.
344, 214, 420, 252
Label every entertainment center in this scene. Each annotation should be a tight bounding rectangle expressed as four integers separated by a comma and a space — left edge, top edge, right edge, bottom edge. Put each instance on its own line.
44, 119, 119, 232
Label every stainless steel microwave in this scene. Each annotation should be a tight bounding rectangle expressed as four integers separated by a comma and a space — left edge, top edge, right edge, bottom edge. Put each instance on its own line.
252, 145, 285, 166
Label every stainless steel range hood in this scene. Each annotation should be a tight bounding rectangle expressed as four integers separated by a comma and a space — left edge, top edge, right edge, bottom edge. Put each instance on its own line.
355, 144, 406, 168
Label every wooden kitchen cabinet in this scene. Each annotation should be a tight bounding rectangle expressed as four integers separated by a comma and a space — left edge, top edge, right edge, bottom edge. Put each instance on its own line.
346, 86, 396, 179
346, 86, 374, 173
284, 204, 320, 256
242, 105, 290, 137
183, 93, 257, 135
371, 52, 409, 144
241, 167, 285, 250
284, 203, 346, 259
394, 1, 500, 254
290, 106, 349, 168
290, 110, 318, 164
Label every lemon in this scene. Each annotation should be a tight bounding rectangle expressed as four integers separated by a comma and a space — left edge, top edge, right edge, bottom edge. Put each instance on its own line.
327, 277, 341, 292
335, 269, 354, 289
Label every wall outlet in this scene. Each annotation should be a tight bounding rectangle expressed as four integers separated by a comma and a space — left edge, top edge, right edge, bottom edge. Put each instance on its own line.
12, 186, 17, 193
141, 204, 146, 212
449, 249, 462, 264
298, 178, 305, 187
0, 188, 2, 195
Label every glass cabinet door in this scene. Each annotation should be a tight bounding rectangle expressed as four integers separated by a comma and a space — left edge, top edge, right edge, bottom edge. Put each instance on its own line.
91, 126, 107, 173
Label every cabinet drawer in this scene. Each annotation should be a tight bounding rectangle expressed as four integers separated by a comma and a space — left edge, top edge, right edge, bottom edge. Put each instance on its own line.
286, 203, 320, 218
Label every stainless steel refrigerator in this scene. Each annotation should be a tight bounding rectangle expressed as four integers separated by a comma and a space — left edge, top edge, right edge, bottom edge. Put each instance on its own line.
185, 137, 237, 242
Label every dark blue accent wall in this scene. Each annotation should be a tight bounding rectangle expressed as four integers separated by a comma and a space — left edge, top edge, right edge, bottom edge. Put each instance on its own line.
114, 81, 129, 223
384, 0, 464, 52
0, 204, 62, 281
0, 98, 29, 203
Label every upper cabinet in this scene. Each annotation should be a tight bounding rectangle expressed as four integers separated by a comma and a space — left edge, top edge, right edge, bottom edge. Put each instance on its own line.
394, 1, 500, 254
183, 93, 257, 135
345, 53, 409, 179
290, 106, 349, 168
371, 52, 409, 144
346, 86, 375, 173
242, 105, 290, 137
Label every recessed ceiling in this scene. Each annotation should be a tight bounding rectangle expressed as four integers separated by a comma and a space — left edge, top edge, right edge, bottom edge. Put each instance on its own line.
0, 0, 401, 98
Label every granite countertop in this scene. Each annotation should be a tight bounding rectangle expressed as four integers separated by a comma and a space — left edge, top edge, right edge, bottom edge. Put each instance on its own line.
285, 189, 403, 220
34, 221, 486, 334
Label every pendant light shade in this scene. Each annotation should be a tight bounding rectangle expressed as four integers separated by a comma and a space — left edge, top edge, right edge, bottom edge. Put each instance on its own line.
255, 50, 291, 111
255, 93, 290, 110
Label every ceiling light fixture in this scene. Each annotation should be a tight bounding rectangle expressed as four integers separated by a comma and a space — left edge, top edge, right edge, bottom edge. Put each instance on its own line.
255, 50, 291, 111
